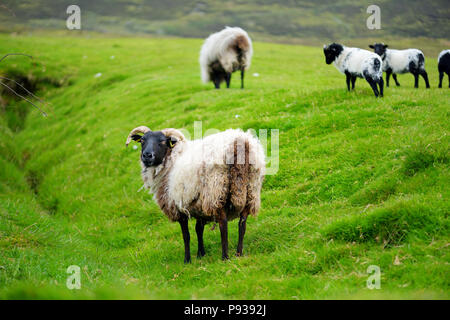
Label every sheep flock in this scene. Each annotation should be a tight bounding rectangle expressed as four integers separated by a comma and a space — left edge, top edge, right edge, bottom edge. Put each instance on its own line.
126, 26, 448, 262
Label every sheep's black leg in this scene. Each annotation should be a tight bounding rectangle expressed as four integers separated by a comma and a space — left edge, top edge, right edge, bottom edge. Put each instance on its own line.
225, 73, 231, 89
345, 72, 351, 91
392, 74, 400, 86
236, 209, 249, 257
178, 215, 191, 263
240, 69, 245, 89
366, 78, 379, 97
412, 72, 419, 88
218, 210, 229, 260
438, 71, 443, 88
351, 76, 356, 90
195, 219, 206, 258
420, 70, 430, 88
378, 77, 384, 97
213, 76, 221, 89
385, 70, 391, 87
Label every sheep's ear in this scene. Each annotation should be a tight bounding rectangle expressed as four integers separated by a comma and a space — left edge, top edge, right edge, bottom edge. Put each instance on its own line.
167, 136, 177, 148
369, 45, 374, 49
383, 44, 388, 48
131, 134, 142, 142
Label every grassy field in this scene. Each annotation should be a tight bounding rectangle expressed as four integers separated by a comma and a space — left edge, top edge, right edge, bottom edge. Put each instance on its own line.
0, 33, 449, 299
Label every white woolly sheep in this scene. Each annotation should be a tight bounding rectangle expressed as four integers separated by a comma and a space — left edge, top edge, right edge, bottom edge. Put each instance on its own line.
126, 126, 265, 262
369, 43, 430, 88
323, 43, 384, 97
438, 49, 450, 88
200, 27, 253, 89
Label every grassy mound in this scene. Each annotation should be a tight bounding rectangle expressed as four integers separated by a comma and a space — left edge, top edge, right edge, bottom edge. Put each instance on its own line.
323, 200, 447, 246
0, 33, 448, 299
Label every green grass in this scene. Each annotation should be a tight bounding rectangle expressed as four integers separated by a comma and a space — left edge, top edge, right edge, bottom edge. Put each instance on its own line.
0, 33, 449, 299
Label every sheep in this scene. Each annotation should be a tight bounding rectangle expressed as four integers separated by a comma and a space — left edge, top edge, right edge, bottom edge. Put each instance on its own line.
199, 27, 253, 89
323, 43, 384, 97
438, 49, 450, 88
369, 43, 430, 89
126, 126, 265, 262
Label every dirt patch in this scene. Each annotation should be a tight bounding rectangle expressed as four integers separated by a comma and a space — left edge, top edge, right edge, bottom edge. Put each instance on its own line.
0, 70, 62, 131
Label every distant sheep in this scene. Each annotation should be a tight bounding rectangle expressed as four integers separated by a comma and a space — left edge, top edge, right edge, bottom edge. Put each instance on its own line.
200, 27, 253, 89
369, 43, 430, 88
126, 126, 265, 262
323, 43, 384, 97
438, 49, 450, 88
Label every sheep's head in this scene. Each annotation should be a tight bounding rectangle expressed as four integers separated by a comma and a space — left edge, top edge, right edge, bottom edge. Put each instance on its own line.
369, 43, 388, 59
126, 126, 185, 167
323, 43, 344, 64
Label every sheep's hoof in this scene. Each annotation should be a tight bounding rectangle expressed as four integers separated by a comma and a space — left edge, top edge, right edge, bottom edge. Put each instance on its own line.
197, 251, 205, 258
235, 252, 243, 257
222, 255, 229, 261
184, 257, 191, 264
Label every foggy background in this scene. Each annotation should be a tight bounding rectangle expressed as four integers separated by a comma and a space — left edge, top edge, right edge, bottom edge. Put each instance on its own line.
1, 0, 449, 43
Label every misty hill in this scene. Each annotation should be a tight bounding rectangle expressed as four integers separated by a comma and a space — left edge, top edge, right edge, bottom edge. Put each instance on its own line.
1, 0, 449, 41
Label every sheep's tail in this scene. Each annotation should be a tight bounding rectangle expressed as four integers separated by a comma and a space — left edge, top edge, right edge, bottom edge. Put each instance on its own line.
235, 34, 250, 53
229, 135, 264, 216
233, 34, 252, 70
229, 138, 250, 214
369, 57, 383, 81
418, 52, 426, 70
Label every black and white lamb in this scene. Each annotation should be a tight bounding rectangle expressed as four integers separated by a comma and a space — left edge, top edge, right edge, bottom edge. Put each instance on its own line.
438, 49, 450, 88
200, 27, 253, 89
369, 43, 430, 89
323, 43, 384, 97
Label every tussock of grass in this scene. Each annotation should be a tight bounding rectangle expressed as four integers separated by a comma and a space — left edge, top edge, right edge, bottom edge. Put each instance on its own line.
402, 144, 448, 177
322, 200, 446, 246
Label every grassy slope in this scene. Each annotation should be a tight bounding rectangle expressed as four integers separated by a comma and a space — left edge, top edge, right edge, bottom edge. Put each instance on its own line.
0, 33, 449, 299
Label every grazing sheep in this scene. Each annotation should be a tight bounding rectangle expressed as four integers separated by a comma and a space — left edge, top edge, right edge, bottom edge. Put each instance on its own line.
369, 43, 430, 89
126, 126, 265, 262
438, 49, 450, 88
200, 27, 253, 89
323, 43, 384, 97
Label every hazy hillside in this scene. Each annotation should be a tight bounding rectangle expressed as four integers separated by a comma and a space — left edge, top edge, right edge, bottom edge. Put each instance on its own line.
1, 0, 449, 41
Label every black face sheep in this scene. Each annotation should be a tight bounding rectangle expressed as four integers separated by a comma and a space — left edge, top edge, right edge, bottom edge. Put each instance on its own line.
200, 27, 253, 89
369, 43, 430, 89
323, 43, 384, 97
438, 49, 450, 88
126, 126, 265, 263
